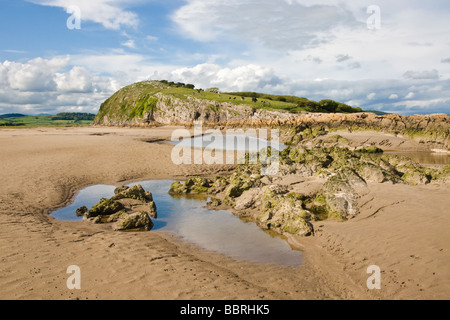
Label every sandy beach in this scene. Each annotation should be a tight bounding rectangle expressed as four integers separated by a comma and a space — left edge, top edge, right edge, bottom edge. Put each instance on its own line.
0, 126, 449, 300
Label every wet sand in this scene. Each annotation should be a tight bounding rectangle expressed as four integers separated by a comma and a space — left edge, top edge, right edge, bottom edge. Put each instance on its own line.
0, 126, 449, 300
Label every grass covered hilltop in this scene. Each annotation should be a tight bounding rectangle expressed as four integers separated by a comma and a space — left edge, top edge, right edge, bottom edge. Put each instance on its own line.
94, 80, 363, 126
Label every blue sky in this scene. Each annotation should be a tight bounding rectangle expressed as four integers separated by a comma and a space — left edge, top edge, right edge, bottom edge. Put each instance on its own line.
1, 0, 450, 115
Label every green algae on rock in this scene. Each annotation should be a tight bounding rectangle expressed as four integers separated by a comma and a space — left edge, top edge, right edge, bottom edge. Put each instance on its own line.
78, 184, 157, 231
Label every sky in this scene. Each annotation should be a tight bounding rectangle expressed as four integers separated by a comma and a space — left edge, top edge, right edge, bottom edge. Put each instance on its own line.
0, 0, 450, 115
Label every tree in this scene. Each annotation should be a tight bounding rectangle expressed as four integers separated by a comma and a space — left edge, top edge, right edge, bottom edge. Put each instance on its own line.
206, 87, 220, 93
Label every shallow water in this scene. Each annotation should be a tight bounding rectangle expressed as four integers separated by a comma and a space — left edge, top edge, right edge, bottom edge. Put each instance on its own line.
52, 180, 302, 267
384, 151, 450, 166
171, 133, 287, 152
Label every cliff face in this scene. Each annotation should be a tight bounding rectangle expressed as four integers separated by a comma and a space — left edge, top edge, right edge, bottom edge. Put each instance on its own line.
94, 81, 450, 149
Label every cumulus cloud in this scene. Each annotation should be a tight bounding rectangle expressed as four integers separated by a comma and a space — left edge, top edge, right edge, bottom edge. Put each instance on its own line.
405, 92, 415, 99
55, 66, 93, 93
403, 69, 440, 80
2, 57, 69, 92
0, 57, 116, 114
389, 94, 399, 100
169, 63, 283, 92
367, 92, 376, 100
28, 0, 139, 30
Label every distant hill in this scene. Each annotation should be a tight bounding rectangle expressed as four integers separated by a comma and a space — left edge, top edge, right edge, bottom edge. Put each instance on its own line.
0, 113, 27, 119
52, 113, 96, 121
365, 110, 390, 116
0, 113, 95, 127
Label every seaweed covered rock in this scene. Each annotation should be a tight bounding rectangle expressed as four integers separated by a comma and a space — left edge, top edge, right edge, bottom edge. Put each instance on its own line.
79, 184, 157, 231
206, 198, 222, 208
146, 201, 157, 218
317, 169, 367, 221
114, 186, 129, 194
88, 198, 125, 218
114, 212, 154, 231
355, 146, 384, 154
76, 206, 88, 217
256, 188, 313, 236
106, 210, 129, 223
224, 171, 261, 202
234, 188, 262, 211
356, 162, 388, 183
169, 177, 213, 194
209, 177, 229, 194
112, 184, 153, 202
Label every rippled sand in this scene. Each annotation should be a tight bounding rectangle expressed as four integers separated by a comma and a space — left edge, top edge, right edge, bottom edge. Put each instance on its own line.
0, 126, 448, 300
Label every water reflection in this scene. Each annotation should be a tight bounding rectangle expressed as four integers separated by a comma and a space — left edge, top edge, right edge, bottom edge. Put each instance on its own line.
384, 151, 450, 165
52, 180, 302, 267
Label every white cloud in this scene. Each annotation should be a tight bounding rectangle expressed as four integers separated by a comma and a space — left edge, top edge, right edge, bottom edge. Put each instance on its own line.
0, 56, 116, 114
2, 57, 69, 92
169, 63, 283, 92
28, 0, 139, 30
405, 92, 415, 99
172, 0, 359, 49
146, 35, 159, 42
55, 66, 93, 93
403, 69, 440, 80
389, 94, 399, 99
367, 92, 376, 100
122, 40, 136, 49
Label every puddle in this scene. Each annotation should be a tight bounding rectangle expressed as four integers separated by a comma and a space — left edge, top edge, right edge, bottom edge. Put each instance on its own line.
171, 133, 286, 152
384, 151, 450, 166
52, 180, 302, 267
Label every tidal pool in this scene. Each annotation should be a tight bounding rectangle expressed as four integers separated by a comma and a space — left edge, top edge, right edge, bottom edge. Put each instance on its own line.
171, 133, 287, 152
384, 151, 450, 166
52, 180, 302, 267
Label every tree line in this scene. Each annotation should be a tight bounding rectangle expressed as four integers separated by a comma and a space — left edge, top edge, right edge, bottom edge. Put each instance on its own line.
51, 113, 96, 121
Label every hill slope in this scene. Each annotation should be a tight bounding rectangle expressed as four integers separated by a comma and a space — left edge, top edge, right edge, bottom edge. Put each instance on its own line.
94, 80, 361, 126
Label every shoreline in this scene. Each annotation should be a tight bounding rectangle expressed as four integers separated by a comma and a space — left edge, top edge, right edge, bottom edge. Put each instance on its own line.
1, 126, 449, 300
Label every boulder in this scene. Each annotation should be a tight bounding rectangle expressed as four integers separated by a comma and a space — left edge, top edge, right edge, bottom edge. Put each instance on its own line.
357, 163, 387, 183
106, 210, 129, 223
114, 186, 129, 195
208, 177, 229, 194
256, 189, 314, 236
114, 212, 154, 231
76, 206, 88, 217
112, 184, 153, 202
88, 198, 125, 217
318, 169, 366, 220
148, 201, 157, 219
234, 188, 261, 211
401, 170, 430, 185
169, 177, 213, 194
206, 198, 222, 208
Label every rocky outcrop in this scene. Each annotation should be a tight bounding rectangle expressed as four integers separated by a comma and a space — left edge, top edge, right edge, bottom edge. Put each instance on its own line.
256, 187, 314, 236
114, 212, 154, 231
316, 169, 367, 221
78, 184, 157, 231
93, 81, 449, 150
168, 145, 449, 237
